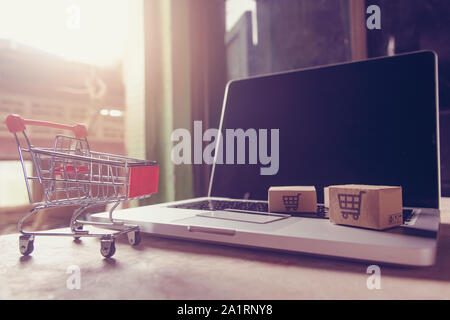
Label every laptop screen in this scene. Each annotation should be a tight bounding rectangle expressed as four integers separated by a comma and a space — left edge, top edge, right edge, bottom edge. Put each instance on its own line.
209, 51, 439, 209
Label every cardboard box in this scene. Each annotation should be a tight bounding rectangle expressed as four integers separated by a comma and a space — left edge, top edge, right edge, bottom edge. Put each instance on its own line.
328, 185, 403, 230
268, 186, 317, 213
324, 187, 330, 208
323, 186, 330, 218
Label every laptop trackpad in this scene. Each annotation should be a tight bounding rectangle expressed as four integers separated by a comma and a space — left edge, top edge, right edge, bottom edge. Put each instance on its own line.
196, 211, 289, 224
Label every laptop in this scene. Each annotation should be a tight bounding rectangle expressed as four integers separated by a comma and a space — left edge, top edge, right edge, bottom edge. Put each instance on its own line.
92, 51, 441, 266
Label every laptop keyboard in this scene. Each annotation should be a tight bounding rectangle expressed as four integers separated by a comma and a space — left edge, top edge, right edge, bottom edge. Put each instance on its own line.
402, 209, 415, 224
168, 199, 328, 217
168, 199, 416, 223
168, 199, 268, 212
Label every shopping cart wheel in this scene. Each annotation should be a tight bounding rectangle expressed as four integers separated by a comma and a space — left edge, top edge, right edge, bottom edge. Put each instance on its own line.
73, 225, 83, 240
352, 214, 359, 220
19, 235, 34, 256
100, 238, 116, 258
127, 230, 141, 246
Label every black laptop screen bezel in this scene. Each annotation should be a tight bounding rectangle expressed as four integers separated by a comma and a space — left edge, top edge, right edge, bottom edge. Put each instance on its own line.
208, 51, 440, 209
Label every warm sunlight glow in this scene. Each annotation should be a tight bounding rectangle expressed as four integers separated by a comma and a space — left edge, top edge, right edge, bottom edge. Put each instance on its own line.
0, 0, 129, 66
226, 0, 258, 45
100, 109, 123, 117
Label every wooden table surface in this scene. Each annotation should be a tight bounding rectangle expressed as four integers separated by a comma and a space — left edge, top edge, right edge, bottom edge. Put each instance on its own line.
1, 199, 450, 300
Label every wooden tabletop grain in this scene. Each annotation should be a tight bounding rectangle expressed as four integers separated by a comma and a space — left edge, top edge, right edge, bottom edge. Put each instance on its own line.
1, 199, 449, 300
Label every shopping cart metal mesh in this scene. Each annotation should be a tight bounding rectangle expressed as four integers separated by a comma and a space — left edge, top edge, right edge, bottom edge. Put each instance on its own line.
6, 114, 159, 258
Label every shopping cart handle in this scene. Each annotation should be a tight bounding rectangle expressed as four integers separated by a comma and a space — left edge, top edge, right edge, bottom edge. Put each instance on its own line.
6, 114, 88, 138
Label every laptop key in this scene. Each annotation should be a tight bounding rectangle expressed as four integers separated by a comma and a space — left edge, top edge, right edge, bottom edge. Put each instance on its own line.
168, 200, 269, 212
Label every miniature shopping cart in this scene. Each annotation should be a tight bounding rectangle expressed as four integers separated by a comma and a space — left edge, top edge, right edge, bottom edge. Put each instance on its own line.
6, 114, 159, 258
337, 191, 365, 220
282, 193, 301, 211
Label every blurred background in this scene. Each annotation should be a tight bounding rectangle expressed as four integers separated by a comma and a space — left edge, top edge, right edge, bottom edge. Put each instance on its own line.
0, 0, 449, 233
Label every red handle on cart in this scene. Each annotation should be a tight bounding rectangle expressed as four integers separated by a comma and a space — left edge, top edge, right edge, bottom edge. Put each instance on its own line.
6, 114, 88, 139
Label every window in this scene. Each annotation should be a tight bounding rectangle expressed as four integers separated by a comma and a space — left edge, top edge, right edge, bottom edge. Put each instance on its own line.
0, 0, 129, 207
0, 0, 129, 66
224, 0, 450, 196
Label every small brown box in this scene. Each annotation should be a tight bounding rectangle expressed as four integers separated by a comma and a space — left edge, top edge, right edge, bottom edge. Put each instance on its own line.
329, 185, 403, 230
268, 186, 317, 213
324, 186, 330, 208
323, 186, 331, 218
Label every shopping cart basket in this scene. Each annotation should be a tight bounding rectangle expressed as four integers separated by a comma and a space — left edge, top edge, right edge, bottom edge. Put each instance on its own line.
5, 114, 159, 258
282, 193, 301, 211
337, 191, 365, 220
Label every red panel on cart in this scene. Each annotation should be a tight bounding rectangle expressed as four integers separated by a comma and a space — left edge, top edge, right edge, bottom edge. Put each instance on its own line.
128, 165, 159, 198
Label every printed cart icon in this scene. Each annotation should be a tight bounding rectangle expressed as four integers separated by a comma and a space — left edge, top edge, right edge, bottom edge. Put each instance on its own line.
6, 114, 159, 258
337, 191, 366, 220
282, 193, 301, 211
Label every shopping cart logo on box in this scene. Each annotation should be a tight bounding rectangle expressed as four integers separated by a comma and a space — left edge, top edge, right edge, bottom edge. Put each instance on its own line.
5, 114, 159, 258
282, 193, 301, 212
337, 191, 365, 220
